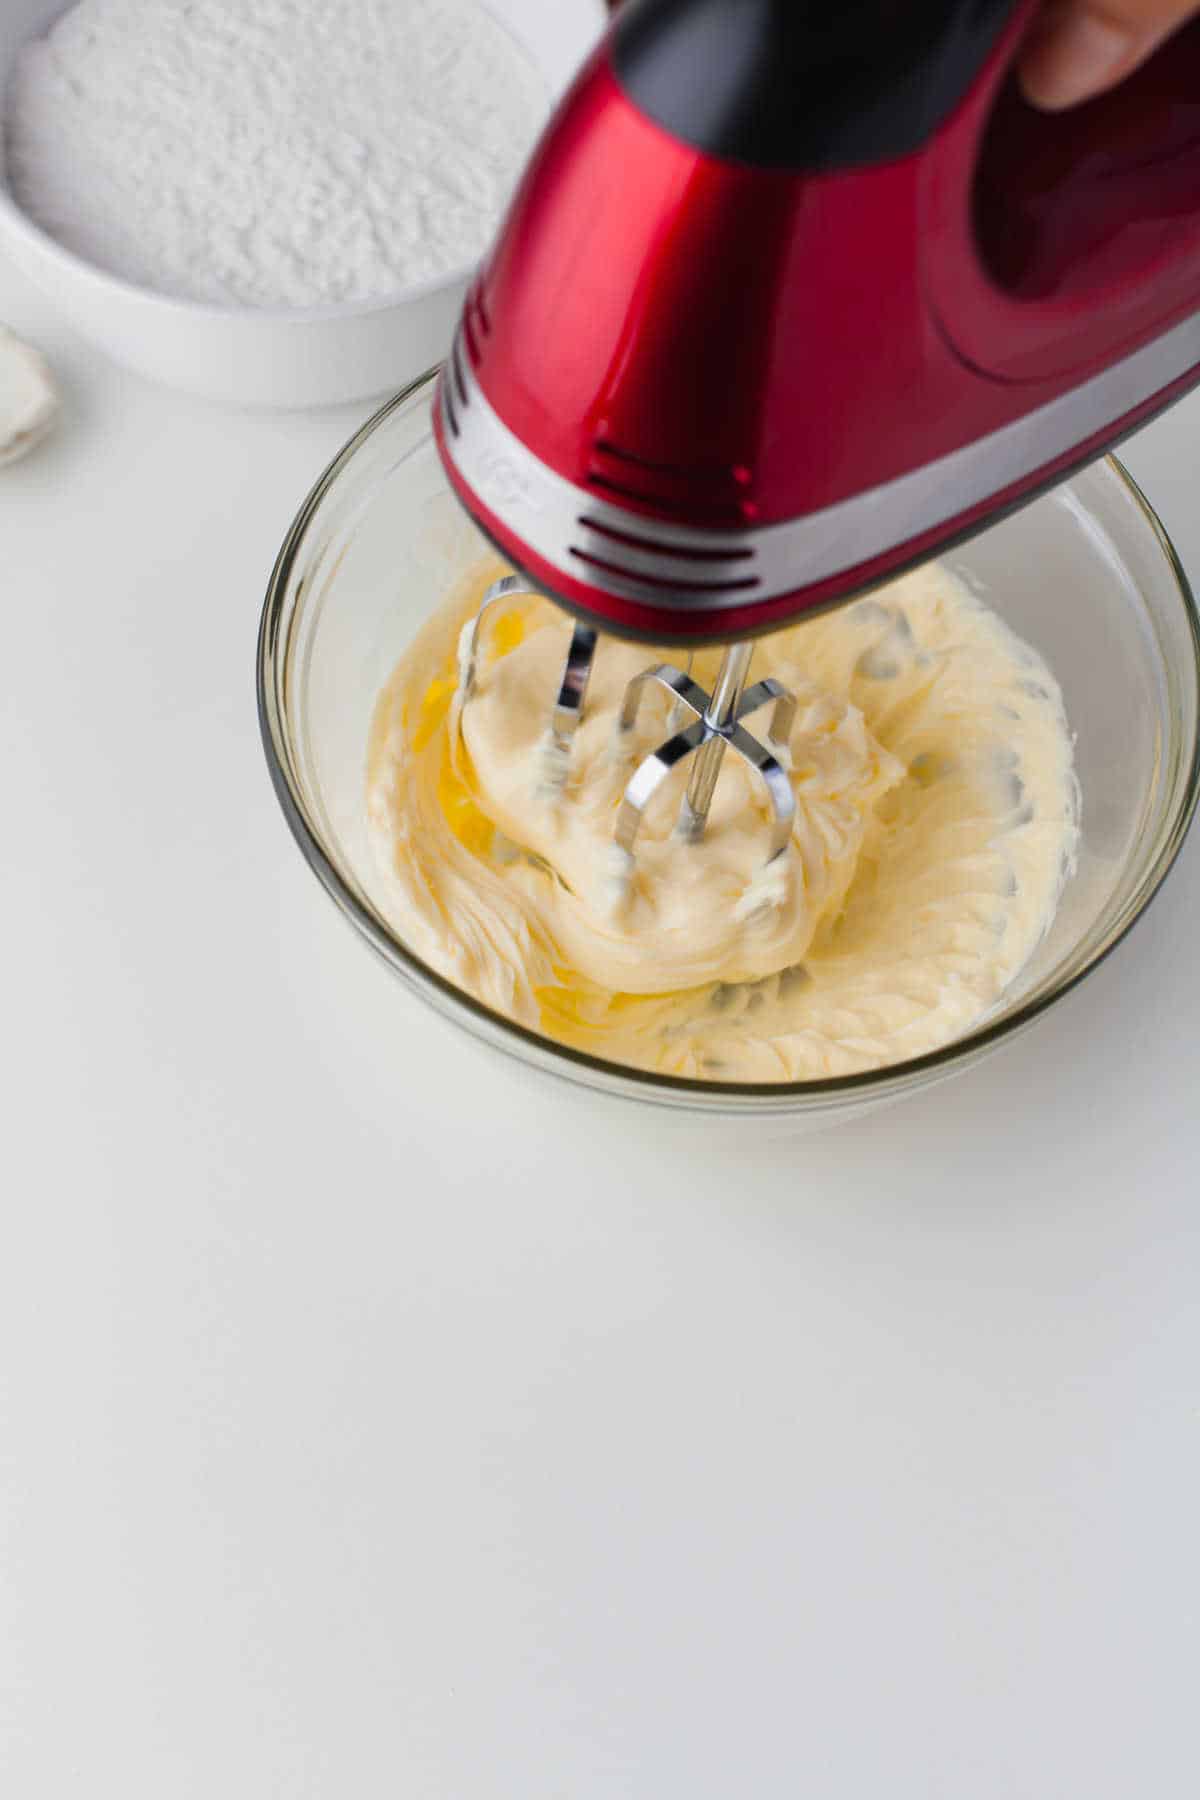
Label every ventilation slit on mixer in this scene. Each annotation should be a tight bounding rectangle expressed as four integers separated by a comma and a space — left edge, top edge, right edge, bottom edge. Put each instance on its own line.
569, 548, 761, 594
578, 515, 755, 564
585, 437, 755, 527
592, 439, 750, 485
473, 284, 491, 336
451, 337, 469, 412
441, 370, 460, 438
584, 474, 748, 527
461, 305, 481, 368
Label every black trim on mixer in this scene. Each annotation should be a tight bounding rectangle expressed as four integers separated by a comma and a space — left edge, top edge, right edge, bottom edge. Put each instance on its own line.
612, 0, 1017, 170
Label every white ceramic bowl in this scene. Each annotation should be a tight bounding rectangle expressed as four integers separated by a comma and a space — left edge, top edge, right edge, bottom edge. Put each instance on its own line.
0, 0, 605, 408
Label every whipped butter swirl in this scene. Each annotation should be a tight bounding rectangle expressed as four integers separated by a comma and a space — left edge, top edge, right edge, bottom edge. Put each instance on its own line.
366, 558, 1079, 1081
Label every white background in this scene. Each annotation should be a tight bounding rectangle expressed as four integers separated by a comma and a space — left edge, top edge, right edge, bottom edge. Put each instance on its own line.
2, 199, 1199, 1800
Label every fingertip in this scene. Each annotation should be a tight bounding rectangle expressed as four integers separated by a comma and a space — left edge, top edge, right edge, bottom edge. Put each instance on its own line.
1017, 8, 1138, 111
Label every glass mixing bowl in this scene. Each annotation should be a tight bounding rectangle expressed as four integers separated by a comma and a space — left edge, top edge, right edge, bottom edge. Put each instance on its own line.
258, 373, 1200, 1119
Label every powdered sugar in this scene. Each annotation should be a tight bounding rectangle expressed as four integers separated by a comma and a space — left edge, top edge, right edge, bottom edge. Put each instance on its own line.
5, 0, 548, 309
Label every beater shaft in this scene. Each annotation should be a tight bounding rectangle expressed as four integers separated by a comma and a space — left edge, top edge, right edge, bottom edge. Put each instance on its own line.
679, 641, 754, 843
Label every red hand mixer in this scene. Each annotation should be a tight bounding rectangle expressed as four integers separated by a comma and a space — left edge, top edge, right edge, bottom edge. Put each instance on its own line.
436, 0, 1200, 870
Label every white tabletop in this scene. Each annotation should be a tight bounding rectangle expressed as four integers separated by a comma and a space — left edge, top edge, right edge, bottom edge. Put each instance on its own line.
3, 242, 1198, 1797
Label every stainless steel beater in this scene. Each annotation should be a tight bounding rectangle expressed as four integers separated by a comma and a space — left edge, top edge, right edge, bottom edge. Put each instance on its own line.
456, 576, 797, 875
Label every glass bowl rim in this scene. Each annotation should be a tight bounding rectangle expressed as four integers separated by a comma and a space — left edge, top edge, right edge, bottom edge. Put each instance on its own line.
257, 371, 1200, 1105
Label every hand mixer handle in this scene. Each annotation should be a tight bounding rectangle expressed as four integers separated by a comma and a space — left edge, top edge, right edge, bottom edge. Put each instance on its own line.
615, 0, 1200, 381
925, 1, 1200, 379
612, 0, 1019, 171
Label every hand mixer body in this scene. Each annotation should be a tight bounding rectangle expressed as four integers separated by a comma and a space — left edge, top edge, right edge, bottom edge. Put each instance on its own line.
436, 0, 1200, 644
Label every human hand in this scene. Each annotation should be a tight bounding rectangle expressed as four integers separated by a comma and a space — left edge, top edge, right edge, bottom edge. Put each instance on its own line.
1019, 0, 1197, 109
